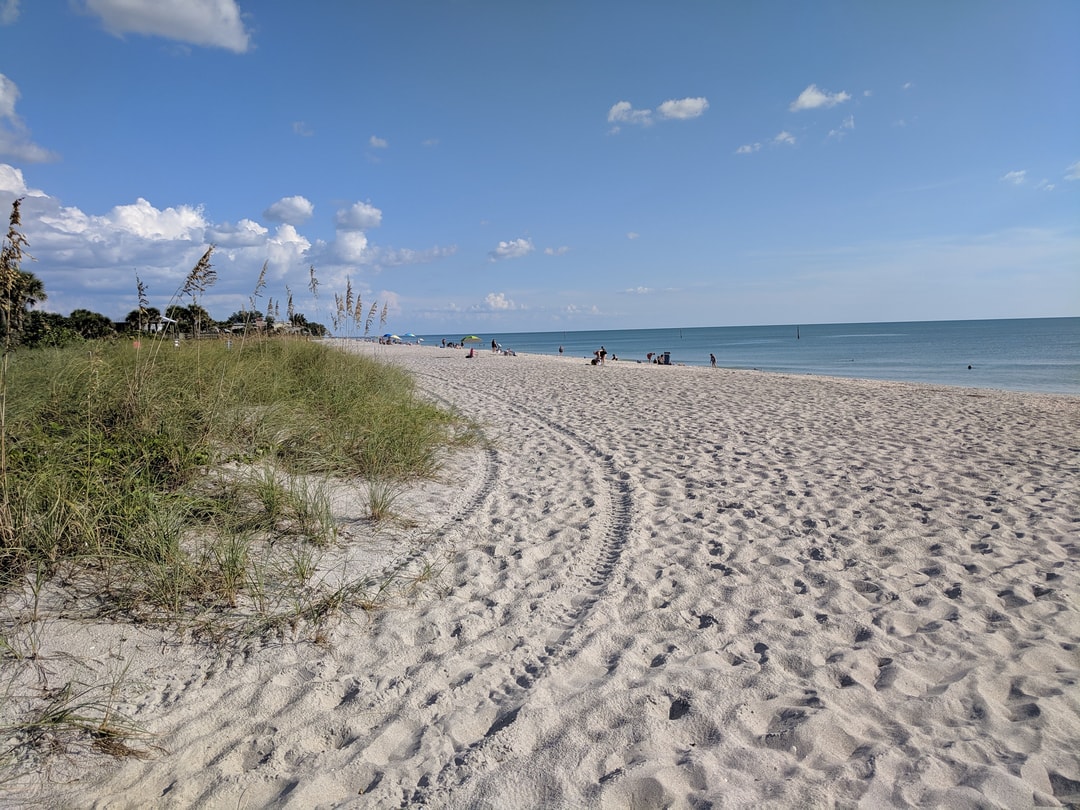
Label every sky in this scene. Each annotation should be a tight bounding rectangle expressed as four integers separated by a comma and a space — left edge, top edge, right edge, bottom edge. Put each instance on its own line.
0, 0, 1077, 335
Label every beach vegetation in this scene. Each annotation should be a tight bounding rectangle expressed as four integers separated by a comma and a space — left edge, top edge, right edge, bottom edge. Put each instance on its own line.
0, 200, 471, 779
0, 202, 460, 635
0, 336, 463, 628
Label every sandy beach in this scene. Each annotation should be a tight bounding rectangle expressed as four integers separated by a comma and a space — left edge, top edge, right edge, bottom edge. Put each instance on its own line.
10, 342, 1080, 809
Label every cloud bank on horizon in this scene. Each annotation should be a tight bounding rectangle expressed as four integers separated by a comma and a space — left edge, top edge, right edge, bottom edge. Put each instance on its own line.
0, 0, 1077, 333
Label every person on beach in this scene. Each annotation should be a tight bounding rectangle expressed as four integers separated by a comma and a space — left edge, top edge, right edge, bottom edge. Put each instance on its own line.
491, 339, 498, 353
559, 345, 563, 357
467, 347, 476, 358
599, 346, 607, 365
710, 353, 716, 368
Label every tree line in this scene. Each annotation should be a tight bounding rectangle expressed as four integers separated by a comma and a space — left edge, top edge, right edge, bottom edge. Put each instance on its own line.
0, 199, 329, 351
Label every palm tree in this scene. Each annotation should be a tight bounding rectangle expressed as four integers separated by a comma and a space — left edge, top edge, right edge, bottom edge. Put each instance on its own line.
1, 271, 46, 344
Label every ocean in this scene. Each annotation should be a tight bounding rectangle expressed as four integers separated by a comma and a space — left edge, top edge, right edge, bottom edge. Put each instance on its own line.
418, 317, 1080, 395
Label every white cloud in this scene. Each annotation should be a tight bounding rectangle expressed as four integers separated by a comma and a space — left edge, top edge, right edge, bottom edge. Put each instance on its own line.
85, 0, 251, 53
489, 237, 534, 261
608, 101, 652, 127
207, 218, 268, 247
478, 292, 519, 311
0, 163, 44, 196
624, 286, 651, 294
369, 135, 388, 149
735, 143, 762, 155
0, 0, 18, 25
263, 195, 314, 225
657, 97, 709, 120
263, 194, 315, 225
627, 232, 640, 240
292, 121, 314, 137
334, 230, 370, 262
902, 82, 914, 91
0, 73, 57, 163
1066, 161, 1080, 181
109, 197, 206, 240
0, 163, 457, 320
773, 131, 796, 146
790, 84, 851, 112
544, 246, 570, 256
335, 201, 382, 230
609, 97, 710, 131
1001, 170, 1026, 185
263, 224, 311, 272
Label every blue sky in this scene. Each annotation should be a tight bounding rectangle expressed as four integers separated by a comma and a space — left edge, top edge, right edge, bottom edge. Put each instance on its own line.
0, 1, 1077, 334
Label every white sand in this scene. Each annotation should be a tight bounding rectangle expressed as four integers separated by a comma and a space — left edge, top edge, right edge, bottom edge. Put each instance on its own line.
7, 342, 1080, 808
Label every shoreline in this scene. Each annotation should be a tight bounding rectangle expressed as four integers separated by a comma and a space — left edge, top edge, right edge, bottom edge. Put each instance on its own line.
15, 338, 1080, 808
368, 339, 1080, 400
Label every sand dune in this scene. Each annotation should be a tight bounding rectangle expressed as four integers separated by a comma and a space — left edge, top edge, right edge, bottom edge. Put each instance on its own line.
13, 342, 1080, 808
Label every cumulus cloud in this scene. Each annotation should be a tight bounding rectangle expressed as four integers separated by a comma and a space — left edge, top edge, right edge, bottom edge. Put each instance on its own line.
735, 143, 762, 155
773, 131, 796, 146
489, 237, 534, 261
1066, 161, 1080, 181
544, 246, 570, 256
334, 230, 370, 262
657, 97, 709, 120
609, 97, 710, 131
207, 218, 268, 247
369, 135, 388, 149
0, 162, 458, 321
1001, 170, 1027, 185
0, 73, 57, 163
789, 84, 851, 111
335, 201, 382, 230
608, 101, 652, 128
84, 0, 251, 52
263, 195, 314, 225
0, 163, 44, 196
477, 292, 519, 311
109, 197, 206, 240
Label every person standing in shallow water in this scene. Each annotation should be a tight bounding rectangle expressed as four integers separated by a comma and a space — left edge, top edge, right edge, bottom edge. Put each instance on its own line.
710, 353, 716, 368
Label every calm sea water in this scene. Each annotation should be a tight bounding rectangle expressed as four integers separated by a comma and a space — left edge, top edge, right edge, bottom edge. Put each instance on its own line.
418, 318, 1080, 395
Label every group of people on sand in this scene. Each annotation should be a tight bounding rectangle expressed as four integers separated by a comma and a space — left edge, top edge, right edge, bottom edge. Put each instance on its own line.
591, 346, 616, 365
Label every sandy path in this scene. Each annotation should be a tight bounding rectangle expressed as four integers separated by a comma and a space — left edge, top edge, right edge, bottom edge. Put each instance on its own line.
14, 343, 1080, 809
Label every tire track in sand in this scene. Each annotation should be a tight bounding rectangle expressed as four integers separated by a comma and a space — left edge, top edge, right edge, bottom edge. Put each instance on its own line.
372, 365, 636, 805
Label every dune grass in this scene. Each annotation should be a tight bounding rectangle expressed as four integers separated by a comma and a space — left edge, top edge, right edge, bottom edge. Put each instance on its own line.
0, 336, 465, 630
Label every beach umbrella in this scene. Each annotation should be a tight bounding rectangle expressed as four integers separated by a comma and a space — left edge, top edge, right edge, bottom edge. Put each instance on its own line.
462, 335, 481, 343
